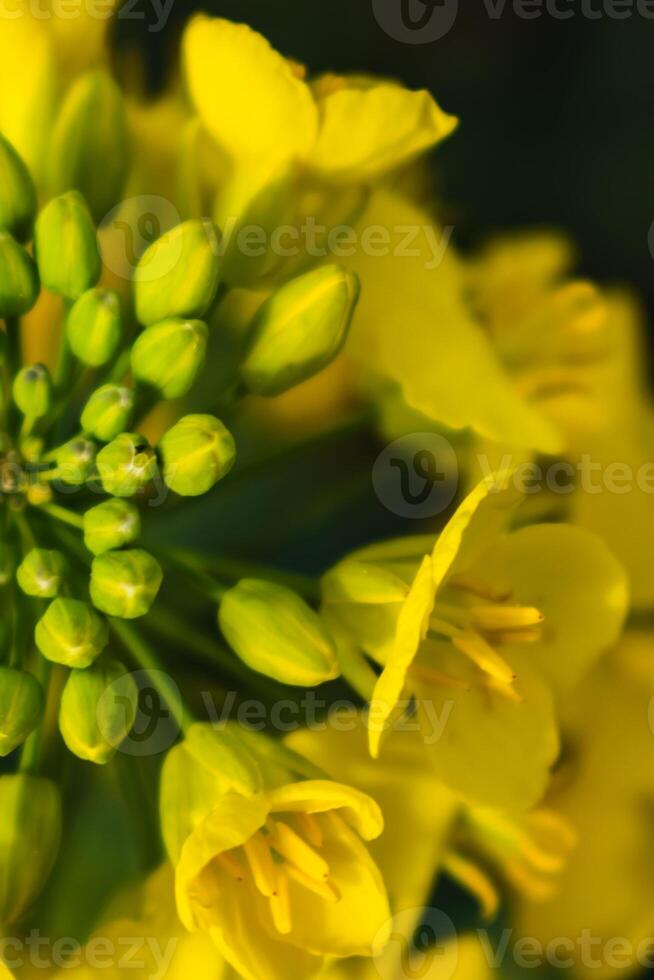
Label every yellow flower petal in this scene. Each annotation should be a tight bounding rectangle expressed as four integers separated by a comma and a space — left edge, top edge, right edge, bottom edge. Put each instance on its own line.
183, 16, 317, 169
345, 191, 562, 453
269, 779, 384, 841
308, 82, 457, 182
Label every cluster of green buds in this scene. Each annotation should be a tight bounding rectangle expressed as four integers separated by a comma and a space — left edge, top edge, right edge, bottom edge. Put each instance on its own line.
0, 127, 360, 922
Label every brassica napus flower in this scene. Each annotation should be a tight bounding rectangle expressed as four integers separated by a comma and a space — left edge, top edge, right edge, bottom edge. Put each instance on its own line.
323, 472, 628, 809
160, 725, 389, 980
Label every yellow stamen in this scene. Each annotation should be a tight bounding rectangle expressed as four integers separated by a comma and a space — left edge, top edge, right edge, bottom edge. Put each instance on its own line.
216, 850, 245, 881
243, 831, 277, 898
270, 819, 330, 882
453, 630, 516, 685
471, 605, 543, 632
286, 864, 341, 902
442, 850, 499, 921
269, 866, 292, 935
502, 859, 558, 901
448, 575, 511, 602
296, 811, 324, 849
410, 662, 470, 690
492, 629, 542, 645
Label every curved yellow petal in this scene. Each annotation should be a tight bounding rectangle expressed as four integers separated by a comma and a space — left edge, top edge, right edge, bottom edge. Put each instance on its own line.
268, 779, 384, 841
470, 523, 628, 697
308, 83, 457, 182
345, 191, 562, 453
368, 555, 434, 758
183, 16, 317, 169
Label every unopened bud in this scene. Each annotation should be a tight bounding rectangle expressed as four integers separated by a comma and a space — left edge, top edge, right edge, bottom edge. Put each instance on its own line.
0, 232, 39, 317
96, 432, 157, 497
134, 219, 221, 326
81, 384, 134, 442
0, 774, 61, 924
66, 288, 122, 367
16, 548, 66, 598
59, 659, 137, 765
218, 579, 339, 686
83, 498, 141, 556
35, 598, 108, 668
0, 668, 43, 756
46, 69, 129, 224
0, 134, 37, 242
131, 318, 208, 399
12, 364, 52, 419
240, 265, 360, 396
54, 437, 96, 486
159, 414, 235, 496
90, 549, 162, 619
35, 191, 101, 300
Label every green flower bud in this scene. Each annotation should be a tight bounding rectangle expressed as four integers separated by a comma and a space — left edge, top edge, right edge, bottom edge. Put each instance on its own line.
12, 364, 52, 419
218, 579, 339, 686
16, 548, 66, 598
66, 288, 122, 367
0, 232, 39, 317
46, 69, 129, 224
96, 432, 157, 497
35, 191, 101, 300
54, 437, 97, 486
81, 384, 134, 442
134, 219, 221, 326
35, 598, 108, 668
241, 265, 360, 396
0, 134, 37, 242
59, 659, 137, 765
159, 414, 235, 497
131, 318, 208, 399
90, 549, 163, 619
83, 498, 141, 556
0, 668, 43, 756
0, 774, 61, 924
160, 724, 263, 860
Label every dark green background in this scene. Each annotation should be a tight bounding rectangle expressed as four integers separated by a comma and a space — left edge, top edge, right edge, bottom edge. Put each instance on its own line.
117, 1, 654, 320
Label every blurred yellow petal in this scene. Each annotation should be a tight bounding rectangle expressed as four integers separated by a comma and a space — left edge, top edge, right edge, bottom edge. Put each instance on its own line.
308, 83, 458, 182
346, 191, 562, 453
183, 16, 317, 170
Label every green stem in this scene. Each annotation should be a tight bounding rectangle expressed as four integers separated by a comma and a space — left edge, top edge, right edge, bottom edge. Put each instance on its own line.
158, 549, 228, 602
19, 656, 53, 775
168, 549, 320, 601
40, 502, 85, 530
109, 617, 195, 734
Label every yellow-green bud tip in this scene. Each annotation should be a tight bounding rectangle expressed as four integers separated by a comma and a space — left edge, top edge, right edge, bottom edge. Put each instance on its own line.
16, 548, 66, 598
240, 264, 360, 396
66, 288, 122, 367
35, 598, 108, 668
0, 668, 44, 757
0, 774, 61, 924
81, 384, 134, 442
131, 318, 208, 399
218, 579, 340, 687
96, 432, 157, 497
35, 191, 101, 300
0, 134, 37, 243
0, 233, 39, 318
90, 548, 163, 619
83, 498, 141, 556
12, 363, 52, 419
134, 219, 221, 326
159, 414, 235, 496
59, 659, 137, 765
